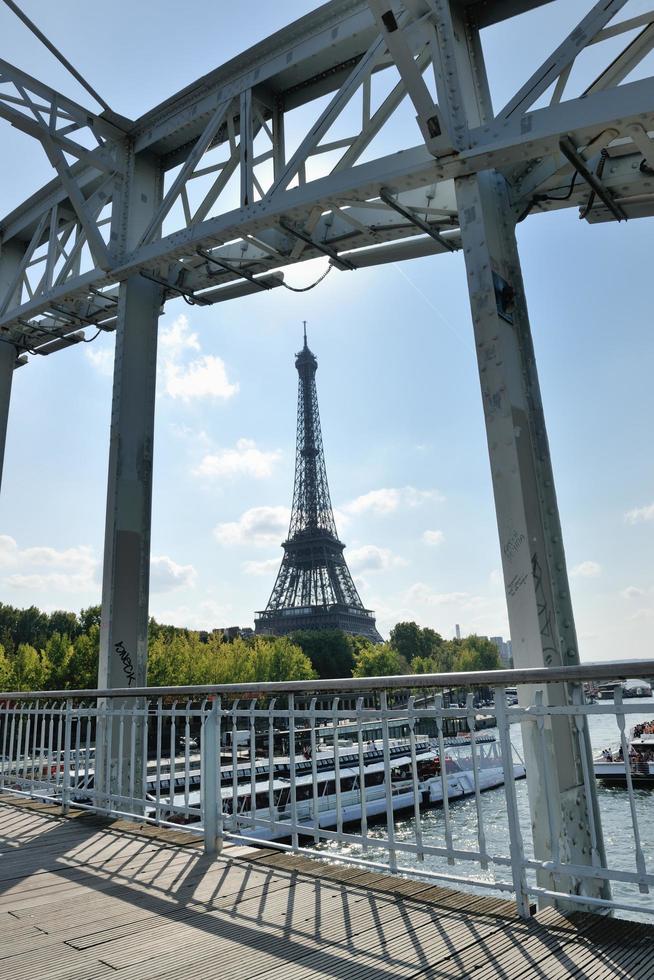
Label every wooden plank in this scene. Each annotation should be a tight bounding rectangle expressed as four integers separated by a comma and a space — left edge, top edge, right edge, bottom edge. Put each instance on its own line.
1, 798, 653, 980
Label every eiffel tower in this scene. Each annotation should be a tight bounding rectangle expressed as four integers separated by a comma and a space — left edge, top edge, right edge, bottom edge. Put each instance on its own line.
255, 326, 382, 643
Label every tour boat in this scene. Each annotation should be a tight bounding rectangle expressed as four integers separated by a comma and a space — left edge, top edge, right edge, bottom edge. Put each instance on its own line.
594, 720, 654, 788
151, 733, 526, 841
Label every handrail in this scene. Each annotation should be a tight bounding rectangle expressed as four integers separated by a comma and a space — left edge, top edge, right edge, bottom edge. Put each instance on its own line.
0, 658, 652, 700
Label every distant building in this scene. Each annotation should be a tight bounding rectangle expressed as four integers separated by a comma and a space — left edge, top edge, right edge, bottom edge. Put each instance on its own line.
490, 635, 512, 665
455, 624, 461, 640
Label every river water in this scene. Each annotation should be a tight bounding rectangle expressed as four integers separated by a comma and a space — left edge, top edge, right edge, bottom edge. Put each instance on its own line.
314, 698, 654, 922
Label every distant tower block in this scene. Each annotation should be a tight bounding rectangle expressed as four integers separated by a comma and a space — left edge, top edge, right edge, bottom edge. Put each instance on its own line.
255, 326, 382, 642
455, 623, 461, 640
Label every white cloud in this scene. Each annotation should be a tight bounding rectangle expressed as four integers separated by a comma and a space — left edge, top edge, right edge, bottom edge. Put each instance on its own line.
85, 346, 114, 377
159, 315, 201, 356
214, 505, 290, 547
163, 354, 238, 401
241, 557, 280, 577
151, 598, 232, 631
405, 583, 470, 607
343, 486, 443, 517
489, 568, 503, 587
347, 544, 407, 573
422, 529, 444, 547
630, 608, 654, 621
157, 314, 238, 402
0, 535, 99, 593
621, 586, 646, 600
150, 555, 197, 593
571, 561, 602, 579
85, 312, 238, 401
194, 438, 282, 480
625, 502, 654, 525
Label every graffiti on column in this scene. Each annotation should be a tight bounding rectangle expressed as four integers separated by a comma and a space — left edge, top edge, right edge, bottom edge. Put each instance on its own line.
531, 552, 558, 666
115, 640, 136, 686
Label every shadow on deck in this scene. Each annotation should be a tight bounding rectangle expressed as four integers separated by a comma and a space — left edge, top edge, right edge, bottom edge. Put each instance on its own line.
0, 797, 651, 980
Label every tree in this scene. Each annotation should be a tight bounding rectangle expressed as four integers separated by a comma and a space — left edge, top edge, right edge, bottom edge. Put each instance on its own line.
289, 630, 355, 678
411, 655, 439, 675
389, 621, 444, 662
48, 610, 80, 640
45, 633, 74, 688
389, 622, 423, 661
67, 627, 100, 689
78, 605, 101, 634
0, 644, 12, 690
352, 642, 407, 678
247, 637, 317, 683
453, 635, 501, 673
10, 644, 49, 691
14, 606, 50, 651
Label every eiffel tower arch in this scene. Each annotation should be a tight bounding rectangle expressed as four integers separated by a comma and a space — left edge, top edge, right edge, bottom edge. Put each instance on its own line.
255, 327, 382, 643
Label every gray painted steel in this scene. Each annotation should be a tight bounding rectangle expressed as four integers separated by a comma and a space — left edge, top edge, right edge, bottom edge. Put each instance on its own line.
430, 0, 609, 907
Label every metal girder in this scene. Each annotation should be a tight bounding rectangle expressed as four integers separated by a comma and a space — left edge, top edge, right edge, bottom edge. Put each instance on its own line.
431, 0, 610, 914
0, 0, 652, 355
496, 0, 630, 120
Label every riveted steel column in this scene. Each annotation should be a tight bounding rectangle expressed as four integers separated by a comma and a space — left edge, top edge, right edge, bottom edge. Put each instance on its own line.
0, 242, 24, 496
97, 152, 162, 812
430, 0, 609, 909
0, 342, 16, 495
99, 153, 163, 691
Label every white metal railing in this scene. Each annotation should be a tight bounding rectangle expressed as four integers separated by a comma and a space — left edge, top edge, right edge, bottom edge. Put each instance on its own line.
1, 659, 653, 920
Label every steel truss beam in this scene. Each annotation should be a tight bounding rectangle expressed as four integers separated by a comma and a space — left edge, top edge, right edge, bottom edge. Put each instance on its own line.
0, 0, 652, 355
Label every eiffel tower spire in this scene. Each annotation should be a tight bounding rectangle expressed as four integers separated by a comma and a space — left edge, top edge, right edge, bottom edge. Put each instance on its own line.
255, 326, 382, 642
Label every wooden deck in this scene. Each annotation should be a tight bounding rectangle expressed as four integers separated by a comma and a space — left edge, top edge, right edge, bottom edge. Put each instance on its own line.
0, 798, 652, 980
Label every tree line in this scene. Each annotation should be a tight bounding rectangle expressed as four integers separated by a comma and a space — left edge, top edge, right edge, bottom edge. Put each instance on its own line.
0, 602, 502, 691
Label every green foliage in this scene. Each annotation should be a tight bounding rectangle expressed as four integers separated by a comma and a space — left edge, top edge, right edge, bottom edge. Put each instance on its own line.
411, 655, 439, 675
389, 621, 444, 662
67, 627, 100, 690
45, 633, 74, 688
385, 623, 500, 677
352, 642, 408, 678
289, 630, 355, 679
10, 644, 50, 691
0, 644, 12, 690
0, 599, 503, 692
78, 605, 101, 634
147, 633, 316, 686
452, 635, 502, 673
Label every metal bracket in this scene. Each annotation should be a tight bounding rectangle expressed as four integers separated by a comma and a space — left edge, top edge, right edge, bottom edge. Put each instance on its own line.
138, 271, 211, 306
379, 188, 457, 252
278, 220, 355, 271
197, 249, 273, 290
559, 136, 628, 222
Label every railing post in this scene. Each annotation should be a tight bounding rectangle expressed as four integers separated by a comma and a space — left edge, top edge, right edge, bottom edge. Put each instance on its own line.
202, 696, 222, 856
495, 688, 530, 917
61, 698, 73, 815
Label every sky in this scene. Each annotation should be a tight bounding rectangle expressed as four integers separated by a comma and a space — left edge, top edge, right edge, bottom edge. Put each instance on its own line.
0, 1, 652, 662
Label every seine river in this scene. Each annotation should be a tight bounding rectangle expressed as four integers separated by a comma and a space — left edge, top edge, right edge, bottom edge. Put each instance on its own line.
314, 699, 654, 922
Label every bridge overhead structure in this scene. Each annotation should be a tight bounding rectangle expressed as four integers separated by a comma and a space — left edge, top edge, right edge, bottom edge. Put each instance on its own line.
1, 0, 653, 906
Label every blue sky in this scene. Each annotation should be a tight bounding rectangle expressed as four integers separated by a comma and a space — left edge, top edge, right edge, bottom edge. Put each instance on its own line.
0, 1, 652, 661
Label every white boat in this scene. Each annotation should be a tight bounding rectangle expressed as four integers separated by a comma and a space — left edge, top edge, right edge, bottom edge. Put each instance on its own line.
151, 734, 526, 841
595, 720, 654, 788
